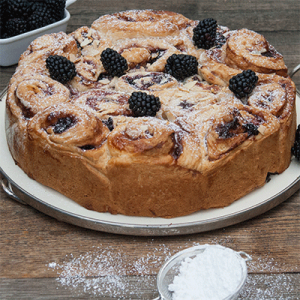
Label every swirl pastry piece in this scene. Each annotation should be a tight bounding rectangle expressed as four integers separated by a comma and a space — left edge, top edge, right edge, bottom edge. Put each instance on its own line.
114, 38, 180, 71
6, 75, 70, 120
73, 89, 131, 118
107, 118, 176, 157
5, 10, 297, 218
28, 103, 108, 151
25, 103, 114, 212
199, 29, 288, 86
248, 75, 296, 171
13, 33, 79, 81
91, 10, 196, 41
115, 71, 178, 92
225, 29, 288, 77
69, 56, 107, 93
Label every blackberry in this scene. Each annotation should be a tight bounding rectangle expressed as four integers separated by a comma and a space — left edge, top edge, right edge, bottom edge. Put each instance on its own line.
100, 48, 128, 77
1, 0, 65, 38
46, 55, 77, 84
193, 18, 217, 49
0, 21, 5, 38
43, 0, 66, 21
46, 0, 66, 10
7, 0, 32, 18
29, 0, 66, 21
128, 92, 161, 117
28, 4, 56, 30
292, 125, 300, 161
165, 54, 198, 81
0, 0, 7, 18
5, 18, 27, 37
0, 0, 6, 38
229, 70, 258, 100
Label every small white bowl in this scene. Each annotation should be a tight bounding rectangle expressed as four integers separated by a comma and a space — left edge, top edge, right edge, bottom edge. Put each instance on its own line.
156, 245, 252, 300
0, 0, 77, 67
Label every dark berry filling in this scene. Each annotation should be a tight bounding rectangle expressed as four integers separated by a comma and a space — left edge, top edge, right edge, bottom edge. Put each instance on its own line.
80, 145, 96, 150
261, 48, 278, 58
148, 49, 166, 64
22, 107, 35, 119
215, 32, 227, 48
171, 132, 184, 160
49, 116, 76, 134
292, 124, 300, 161
179, 100, 194, 109
216, 112, 260, 139
124, 73, 171, 90
216, 117, 239, 139
242, 123, 259, 136
102, 117, 114, 131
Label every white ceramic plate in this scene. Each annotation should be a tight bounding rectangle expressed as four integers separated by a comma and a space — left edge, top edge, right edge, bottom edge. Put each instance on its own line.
1, 89, 299, 236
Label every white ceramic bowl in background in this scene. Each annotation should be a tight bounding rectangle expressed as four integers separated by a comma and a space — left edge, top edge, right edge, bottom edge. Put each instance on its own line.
0, 0, 77, 67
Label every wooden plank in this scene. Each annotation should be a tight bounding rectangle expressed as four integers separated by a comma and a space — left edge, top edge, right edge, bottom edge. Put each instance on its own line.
0, 273, 299, 299
65, 0, 300, 31
1, 189, 299, 279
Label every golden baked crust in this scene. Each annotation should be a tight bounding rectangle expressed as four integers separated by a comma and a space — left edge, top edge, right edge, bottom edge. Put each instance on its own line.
5, 10, 296, 218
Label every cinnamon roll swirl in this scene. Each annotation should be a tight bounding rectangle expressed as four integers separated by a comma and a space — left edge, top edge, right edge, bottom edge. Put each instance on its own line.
72, 89, 131, 118
114, 38, 180, 71
225, 29, 288, 77
107, 117, 176, 158
28, 103, 109, 153
24, 103, 112, 212
248, 74, 296, 171
91, 10, 196, 40
19, 32, 79, 67
6, 75, 70, 120
199, 29, 288, 86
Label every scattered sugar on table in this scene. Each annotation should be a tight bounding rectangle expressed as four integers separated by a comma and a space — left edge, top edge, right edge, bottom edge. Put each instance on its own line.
168, 245, 243, 300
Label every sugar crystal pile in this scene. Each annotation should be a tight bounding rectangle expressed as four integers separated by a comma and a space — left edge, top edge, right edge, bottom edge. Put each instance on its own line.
168, 245, 245, 300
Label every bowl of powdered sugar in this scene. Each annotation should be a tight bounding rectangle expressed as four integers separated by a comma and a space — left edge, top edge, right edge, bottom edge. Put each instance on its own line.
155, 244, 252, 300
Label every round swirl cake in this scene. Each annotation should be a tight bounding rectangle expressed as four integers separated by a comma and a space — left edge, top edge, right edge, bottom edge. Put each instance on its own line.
5, 10, 296, 218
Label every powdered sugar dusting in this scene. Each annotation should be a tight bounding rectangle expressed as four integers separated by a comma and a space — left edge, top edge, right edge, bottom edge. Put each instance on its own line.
48, 243, 175, 297
47, 239, 298, 298
238, 274, 299, 300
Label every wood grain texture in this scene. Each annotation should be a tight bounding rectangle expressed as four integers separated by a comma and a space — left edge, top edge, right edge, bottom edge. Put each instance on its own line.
0, 274, 300, 299
0, 0, 300, 299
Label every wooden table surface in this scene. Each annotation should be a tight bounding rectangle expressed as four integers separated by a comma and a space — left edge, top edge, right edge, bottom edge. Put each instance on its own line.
1, 0, 300, 299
